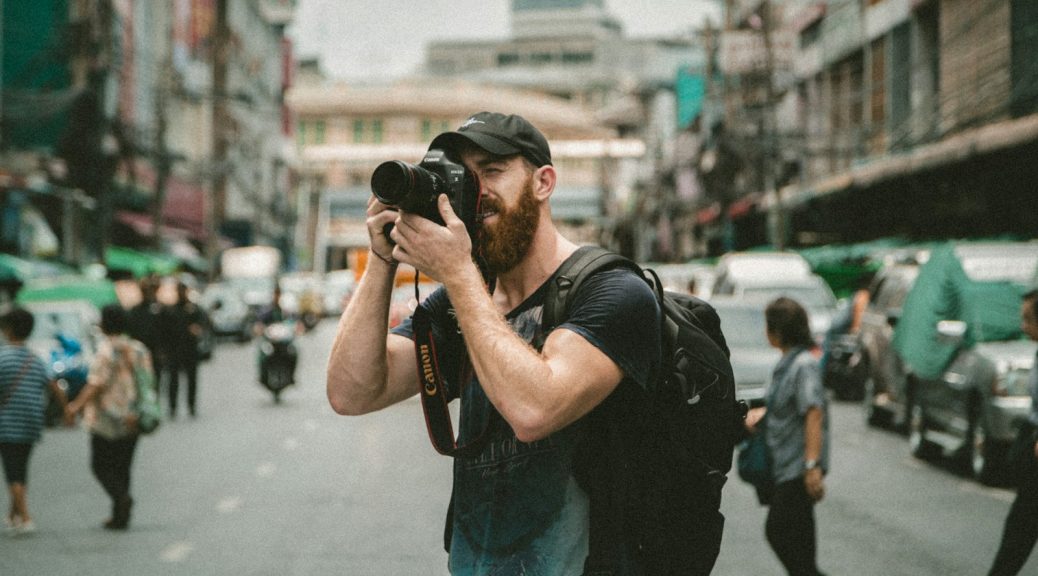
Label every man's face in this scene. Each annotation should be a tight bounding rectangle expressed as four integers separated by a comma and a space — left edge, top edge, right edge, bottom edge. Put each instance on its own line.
461, 150, 541, 274
1022, 298, 1038, 342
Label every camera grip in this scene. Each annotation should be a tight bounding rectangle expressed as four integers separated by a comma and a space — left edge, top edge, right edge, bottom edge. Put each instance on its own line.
382, 222, 396, 245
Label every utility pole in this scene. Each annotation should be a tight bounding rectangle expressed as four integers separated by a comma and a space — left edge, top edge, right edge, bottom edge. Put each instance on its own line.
208, 0, 229, 278
760, 0, 784, 250
151, 4, 173, 250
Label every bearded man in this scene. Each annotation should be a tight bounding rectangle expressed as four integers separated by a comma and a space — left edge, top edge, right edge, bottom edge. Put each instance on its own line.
326, 112, 660, 576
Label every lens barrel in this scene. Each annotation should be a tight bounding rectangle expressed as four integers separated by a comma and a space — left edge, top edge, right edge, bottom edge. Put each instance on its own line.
371, 161, 441, 213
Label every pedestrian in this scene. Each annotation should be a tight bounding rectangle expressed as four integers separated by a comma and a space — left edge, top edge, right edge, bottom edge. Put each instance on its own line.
127, 275, 168, 390
65, 304, 151, 530
0, 307, 67, 536
165, 277, 207, 418
326, 111, 660, 574
746, 296, 830, 576
987, 288, 1038, 576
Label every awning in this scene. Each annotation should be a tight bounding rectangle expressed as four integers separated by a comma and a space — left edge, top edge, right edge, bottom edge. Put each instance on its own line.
696, 203, 722, 225
16, 275, 119, 309
104, 246, 181, 278
112, 163, 207, 240
727, 193, 762, 220
0, 253, 75, 283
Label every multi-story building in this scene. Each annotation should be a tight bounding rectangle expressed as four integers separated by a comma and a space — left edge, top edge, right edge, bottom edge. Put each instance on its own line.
289, 0, 713, 268
0, 0, 296, 274
707, 0, 1038, 251
287, 73, 642, 272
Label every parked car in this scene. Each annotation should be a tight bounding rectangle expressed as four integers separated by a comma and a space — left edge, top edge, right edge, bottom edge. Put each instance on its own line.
200, 282, 255, 342
718, 273, 838, 344
712, 251, 812, 295
646, 262, 717, 299
859, 261, 923, 427
710, 296, 779, 407
890, 241, 1038, 484
322, 270, 357, 317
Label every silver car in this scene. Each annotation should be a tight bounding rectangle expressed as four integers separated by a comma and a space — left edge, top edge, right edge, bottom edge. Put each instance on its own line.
710, 296, 780, 407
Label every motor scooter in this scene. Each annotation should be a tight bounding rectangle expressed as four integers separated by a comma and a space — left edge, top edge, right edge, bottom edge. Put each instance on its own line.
257, 321, 298, 402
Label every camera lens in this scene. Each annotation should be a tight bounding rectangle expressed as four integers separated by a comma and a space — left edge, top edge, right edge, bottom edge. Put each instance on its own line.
371, 161, 413, 206
371, 160, 443, 213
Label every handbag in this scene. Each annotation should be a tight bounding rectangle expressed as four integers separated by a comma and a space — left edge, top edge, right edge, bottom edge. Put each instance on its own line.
118, 343, 161, 435
737, 425, 774, 504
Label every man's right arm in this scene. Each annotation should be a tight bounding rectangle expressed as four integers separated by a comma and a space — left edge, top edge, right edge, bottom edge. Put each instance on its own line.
326, 254, 419, 416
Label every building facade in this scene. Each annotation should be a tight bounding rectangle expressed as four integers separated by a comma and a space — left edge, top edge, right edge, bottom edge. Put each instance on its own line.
699, 0, 1038, 253
287, 75, 642, 272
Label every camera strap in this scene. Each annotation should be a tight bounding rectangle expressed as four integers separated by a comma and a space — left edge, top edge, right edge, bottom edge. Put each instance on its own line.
413, 303, 491, 458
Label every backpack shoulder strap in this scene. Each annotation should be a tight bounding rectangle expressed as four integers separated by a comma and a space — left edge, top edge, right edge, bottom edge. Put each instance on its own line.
541, 246, 639, 335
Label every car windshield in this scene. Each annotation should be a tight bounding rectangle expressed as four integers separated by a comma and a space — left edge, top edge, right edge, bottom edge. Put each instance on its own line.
714, 305, 769, 348
741, 285, 835, 309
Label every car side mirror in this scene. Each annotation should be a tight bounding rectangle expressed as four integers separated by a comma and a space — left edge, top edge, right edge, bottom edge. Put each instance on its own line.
936, 319, 967, 344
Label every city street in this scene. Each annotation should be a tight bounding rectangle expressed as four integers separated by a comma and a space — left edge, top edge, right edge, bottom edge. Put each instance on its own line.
2, 318, 1036, 576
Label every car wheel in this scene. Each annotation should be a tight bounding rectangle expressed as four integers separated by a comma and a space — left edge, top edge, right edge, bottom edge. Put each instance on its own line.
908, 403, 937, 460
968, 418, 1005, 485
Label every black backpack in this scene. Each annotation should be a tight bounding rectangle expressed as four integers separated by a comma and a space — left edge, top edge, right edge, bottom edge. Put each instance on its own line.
540, 246, 746, 576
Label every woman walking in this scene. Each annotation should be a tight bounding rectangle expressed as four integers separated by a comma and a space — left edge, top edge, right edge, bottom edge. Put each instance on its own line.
66, 304, 151, 530
747, 297, 830, 575
0, 307, 65, 536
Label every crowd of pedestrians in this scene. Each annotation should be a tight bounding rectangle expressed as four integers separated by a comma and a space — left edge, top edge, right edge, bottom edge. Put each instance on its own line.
0, 274, 208, 537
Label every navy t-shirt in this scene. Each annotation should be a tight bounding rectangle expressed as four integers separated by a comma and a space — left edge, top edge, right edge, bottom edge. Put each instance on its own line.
393, 265, 660, 575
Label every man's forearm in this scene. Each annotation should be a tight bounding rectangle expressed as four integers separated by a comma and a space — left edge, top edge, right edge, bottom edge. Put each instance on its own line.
326, 255, 399, 414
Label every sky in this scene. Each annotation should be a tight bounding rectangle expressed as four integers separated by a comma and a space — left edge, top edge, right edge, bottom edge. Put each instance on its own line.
288, 0, 723, 81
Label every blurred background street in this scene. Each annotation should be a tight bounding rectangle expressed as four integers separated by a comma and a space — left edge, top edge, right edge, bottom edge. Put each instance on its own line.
0, 318, 1034, 575
2, 0, 1038, 574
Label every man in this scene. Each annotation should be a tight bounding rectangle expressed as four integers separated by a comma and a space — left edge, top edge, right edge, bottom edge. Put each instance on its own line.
326, 112, 659, 575
127, 276, 166, 390
165, 279, 207, 418
988, 289, 1038, 576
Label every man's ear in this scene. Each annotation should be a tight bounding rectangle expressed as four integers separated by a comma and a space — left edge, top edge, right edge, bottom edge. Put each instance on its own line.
532, 165, 556, 201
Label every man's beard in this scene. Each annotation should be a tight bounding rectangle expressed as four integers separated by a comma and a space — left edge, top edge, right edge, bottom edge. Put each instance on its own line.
478, 178, 540, 275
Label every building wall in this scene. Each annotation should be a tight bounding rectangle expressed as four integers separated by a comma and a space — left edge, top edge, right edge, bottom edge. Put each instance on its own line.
939, 0, 1012, 135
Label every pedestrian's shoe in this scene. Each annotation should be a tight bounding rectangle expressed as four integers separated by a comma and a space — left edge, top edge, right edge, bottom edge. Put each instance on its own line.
105, 496, 133, 530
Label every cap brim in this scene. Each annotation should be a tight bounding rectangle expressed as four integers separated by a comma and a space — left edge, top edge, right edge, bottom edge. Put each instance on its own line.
429, 131, 521, 157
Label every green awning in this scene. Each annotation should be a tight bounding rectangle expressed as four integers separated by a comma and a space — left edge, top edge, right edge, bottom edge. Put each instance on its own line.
16, 275, 119, 310
0, 253, 76, 283
104, 246, 180, 278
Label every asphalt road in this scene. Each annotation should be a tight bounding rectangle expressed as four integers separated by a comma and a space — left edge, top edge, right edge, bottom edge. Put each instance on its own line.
2, 319, 1035, 575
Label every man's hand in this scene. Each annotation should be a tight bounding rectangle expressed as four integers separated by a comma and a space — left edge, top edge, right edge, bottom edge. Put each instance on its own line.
804, 467, 825, 502
366, 196, 399, 265
389, 194, 477, 283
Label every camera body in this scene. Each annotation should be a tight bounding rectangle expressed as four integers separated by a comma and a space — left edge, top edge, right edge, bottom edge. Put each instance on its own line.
370, 149, 480, 235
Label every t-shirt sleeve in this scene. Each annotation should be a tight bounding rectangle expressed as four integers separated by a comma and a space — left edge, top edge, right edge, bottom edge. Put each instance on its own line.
794, 353, 825, 415
556, 268, 660, 391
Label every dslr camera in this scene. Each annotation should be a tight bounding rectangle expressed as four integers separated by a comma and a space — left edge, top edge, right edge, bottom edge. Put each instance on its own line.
370, 149, 481, 236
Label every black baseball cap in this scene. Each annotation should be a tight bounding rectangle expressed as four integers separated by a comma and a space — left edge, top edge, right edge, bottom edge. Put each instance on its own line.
430, 112, 552, 167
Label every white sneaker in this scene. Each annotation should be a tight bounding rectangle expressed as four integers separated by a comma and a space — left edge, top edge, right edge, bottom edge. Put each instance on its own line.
15, 520, 36, 535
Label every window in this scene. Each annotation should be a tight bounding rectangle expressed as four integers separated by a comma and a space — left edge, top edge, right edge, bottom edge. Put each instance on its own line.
421, 119, 433, 141
353, 119, 364, 143
562, 51, 593, 64
372, 119, 383, 143
297, 121, 307, 147
314, 120, 326, 145
498, 53, 520, 66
